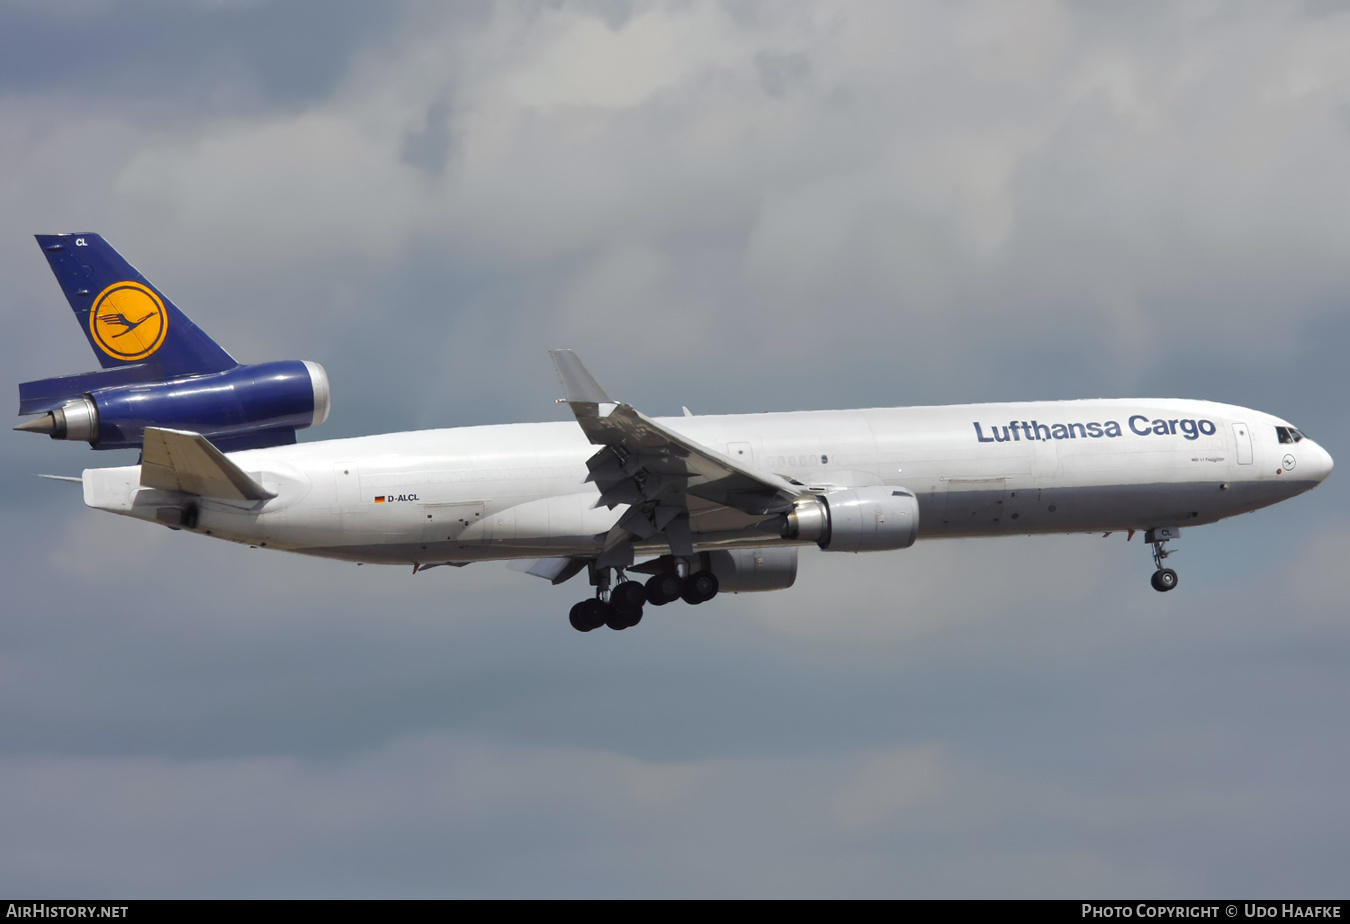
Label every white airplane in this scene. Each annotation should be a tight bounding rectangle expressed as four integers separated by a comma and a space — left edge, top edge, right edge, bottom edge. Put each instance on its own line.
18, 234, 1334, 631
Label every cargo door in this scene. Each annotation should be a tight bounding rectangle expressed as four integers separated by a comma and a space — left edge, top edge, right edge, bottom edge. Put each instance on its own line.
422, 502, 485, 543
940, 476, 1009, 532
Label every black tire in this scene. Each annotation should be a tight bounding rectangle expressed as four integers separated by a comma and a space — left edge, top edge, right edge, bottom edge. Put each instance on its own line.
604, 601, 636, 630
580, 598, 610, 630
569, 600, 597, 632
682, 570, 719, 605
612, 580, 647, 610
1150, 568, 1179, 592
645, 572, 682, 606
608, 604, 643, 629
589, 600, 612, 629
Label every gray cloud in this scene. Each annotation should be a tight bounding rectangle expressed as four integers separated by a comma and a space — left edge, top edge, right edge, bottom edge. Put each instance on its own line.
755, 50, 811, 98
1, 0, 1347, 898
401, 99, 456, 175
0, 1, 404, 119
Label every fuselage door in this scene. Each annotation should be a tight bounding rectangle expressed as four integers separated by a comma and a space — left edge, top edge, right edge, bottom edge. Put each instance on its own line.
334, 463, 361, 506
727, 442, 753, 464
422, 502, 485, 543
940, 476, 1009, 532
1232, 423, 1253, 465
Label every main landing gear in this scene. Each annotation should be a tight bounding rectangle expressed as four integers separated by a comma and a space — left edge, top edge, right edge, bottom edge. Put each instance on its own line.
568, 562, 720, 632
1146, 527, 1179, 593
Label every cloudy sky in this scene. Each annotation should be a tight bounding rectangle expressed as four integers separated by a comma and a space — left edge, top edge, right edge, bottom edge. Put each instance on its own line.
1, 0, 1348, 898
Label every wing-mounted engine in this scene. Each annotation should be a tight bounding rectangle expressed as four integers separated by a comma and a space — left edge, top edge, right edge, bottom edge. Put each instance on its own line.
15, 233, 331, 452
782, 486, 919, 552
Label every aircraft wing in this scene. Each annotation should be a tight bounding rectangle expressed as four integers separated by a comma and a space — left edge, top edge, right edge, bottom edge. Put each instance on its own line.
550, 350, 801, 565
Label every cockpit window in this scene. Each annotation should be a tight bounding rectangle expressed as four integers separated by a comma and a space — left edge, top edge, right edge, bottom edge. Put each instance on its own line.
1276, 426, 1306, 444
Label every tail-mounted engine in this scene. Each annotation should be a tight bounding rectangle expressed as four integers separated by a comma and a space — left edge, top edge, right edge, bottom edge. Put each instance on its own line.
17, 360, 330, 451
17, 233, 334, 452
782, 486, 919, 552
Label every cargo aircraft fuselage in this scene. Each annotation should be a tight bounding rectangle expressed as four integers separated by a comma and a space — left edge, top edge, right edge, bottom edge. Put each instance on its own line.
18, 235, 1333, 631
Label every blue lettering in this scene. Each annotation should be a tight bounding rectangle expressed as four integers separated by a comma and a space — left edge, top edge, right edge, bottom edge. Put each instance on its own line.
975, 416, 1213, 445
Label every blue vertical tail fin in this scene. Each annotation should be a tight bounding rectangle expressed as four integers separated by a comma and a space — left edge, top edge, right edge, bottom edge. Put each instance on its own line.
35, 233, 237, 378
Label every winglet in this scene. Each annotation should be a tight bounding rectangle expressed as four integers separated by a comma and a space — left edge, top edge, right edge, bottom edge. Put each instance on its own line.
549, 350, 613, 405
140, 427, 274, 501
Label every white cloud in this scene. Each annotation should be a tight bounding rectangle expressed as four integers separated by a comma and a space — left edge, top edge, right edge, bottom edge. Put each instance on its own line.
5, 0, 1344, 377
507, 4, 741, 110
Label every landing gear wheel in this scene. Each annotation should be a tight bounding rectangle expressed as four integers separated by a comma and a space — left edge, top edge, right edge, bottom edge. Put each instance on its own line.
1146, 529, 1180, 593
645, 572, 683, 606
611, 580, 647, 611
1150, 568, 1178, 592
569, 599, 601, 632
681, 570, 719, 605
607, 604, 643, 630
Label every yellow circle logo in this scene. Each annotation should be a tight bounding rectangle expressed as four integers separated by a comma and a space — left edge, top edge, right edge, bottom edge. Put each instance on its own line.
89, 281, 169, 361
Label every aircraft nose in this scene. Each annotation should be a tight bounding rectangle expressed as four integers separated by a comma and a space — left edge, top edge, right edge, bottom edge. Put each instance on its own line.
1305, 441, 1334, 484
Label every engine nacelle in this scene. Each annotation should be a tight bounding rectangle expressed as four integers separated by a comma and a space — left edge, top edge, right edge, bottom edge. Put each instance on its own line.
705, 548, 799, 592
20, 360, 330, 451
782, 486, 919, 552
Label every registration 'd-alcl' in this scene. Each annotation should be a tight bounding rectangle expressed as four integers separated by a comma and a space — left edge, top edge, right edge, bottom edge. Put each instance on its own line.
17, 235, 1333, 631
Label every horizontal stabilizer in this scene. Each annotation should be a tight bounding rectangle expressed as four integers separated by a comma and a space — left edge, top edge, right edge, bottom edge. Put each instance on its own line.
506, 557, 587, 585
140, 427, 274, 501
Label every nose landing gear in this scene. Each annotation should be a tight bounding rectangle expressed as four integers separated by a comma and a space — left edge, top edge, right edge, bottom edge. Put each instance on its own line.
1146, 527, 1179, 592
